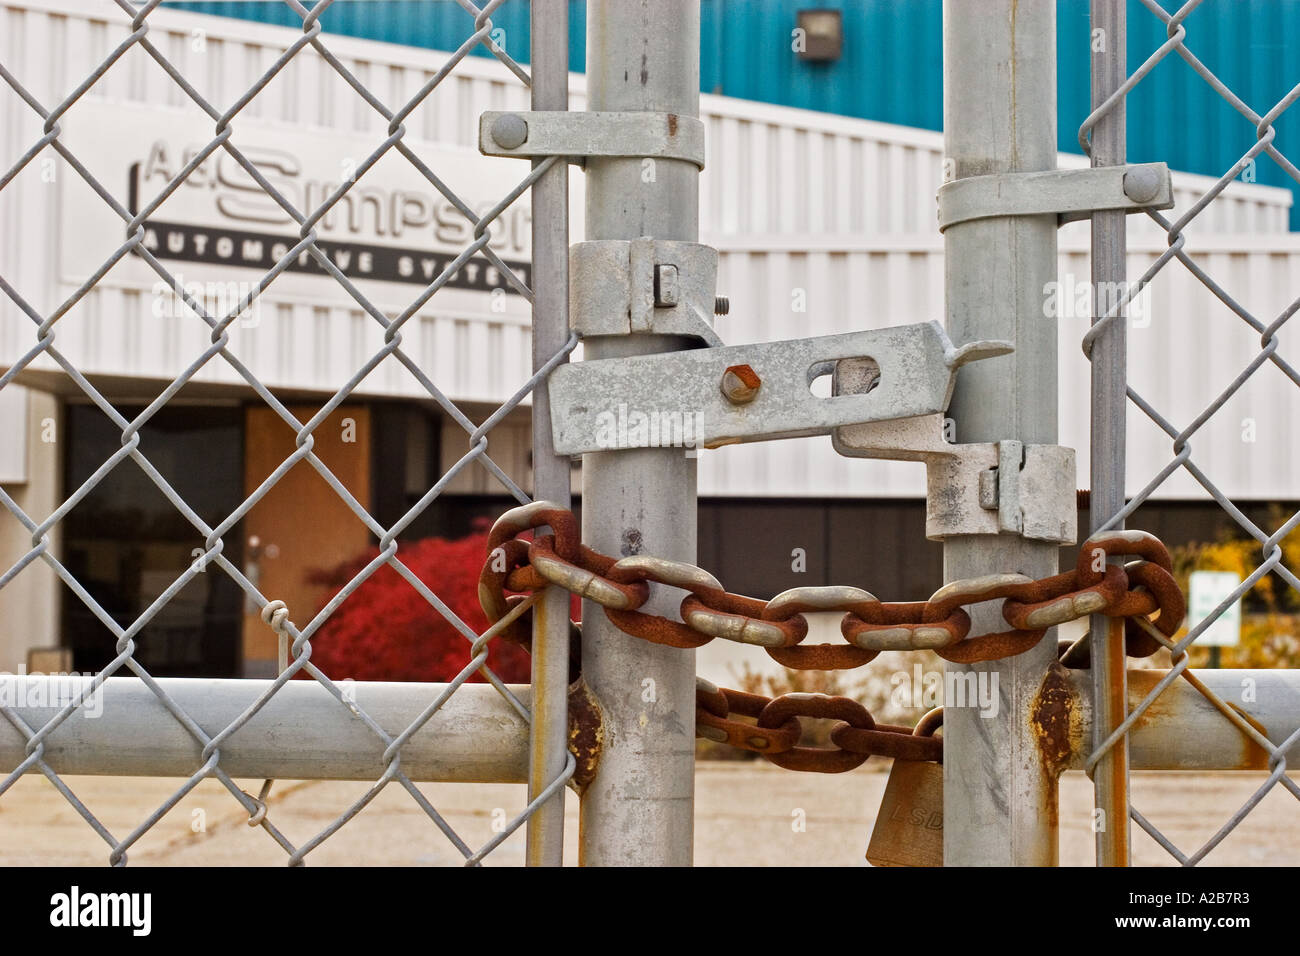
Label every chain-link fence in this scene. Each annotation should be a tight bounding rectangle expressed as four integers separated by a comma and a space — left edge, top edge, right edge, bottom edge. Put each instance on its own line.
0, 0, 575, 866
1079, 0, 1300, 865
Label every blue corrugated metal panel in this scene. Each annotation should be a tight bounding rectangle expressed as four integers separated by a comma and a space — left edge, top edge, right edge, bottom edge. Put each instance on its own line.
168, 0, 1300, 228
699, 0, 942, 132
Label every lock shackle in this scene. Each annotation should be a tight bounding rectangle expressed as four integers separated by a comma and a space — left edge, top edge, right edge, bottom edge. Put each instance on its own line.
914, 707, 944, 740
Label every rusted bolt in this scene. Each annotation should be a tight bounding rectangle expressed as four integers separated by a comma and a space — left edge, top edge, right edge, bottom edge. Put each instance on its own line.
720, 364, 761, 404
490, 113, 529, 149
714, 295, 729, 316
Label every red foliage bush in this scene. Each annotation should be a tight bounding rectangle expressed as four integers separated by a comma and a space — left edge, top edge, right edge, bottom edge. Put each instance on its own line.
301, 530, 533, 683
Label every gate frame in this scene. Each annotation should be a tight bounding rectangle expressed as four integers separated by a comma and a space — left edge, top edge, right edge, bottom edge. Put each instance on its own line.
574, 0, 702, 868
941, 0, 1062, 866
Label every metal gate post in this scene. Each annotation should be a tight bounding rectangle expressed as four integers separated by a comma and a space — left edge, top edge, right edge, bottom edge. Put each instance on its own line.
577, 0, 700, 866
1087, 0, 1131, 867
525, 0, 573, 868
941, 0, 1062, 865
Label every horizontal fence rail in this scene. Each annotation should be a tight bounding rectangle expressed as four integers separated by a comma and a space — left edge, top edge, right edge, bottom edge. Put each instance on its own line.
0, 677, 532, 781
6, 667, 1299, 780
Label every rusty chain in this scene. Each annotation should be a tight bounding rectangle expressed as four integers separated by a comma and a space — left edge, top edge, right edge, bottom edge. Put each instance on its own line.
480, 500, 1186, 665
695, 678, 944, 772
478, 500, 1187, 772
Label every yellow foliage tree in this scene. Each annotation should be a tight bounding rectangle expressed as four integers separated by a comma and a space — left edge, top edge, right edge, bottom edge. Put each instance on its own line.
1170, 507, 1300, 669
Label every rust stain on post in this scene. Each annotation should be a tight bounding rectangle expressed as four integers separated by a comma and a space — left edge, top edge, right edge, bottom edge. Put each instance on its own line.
567, 677, 605, 793
1093, 617, 1131, 864
1031, 661, 1081, 777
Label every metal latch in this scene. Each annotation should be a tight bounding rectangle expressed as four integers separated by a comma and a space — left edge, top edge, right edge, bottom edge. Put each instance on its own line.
936, 162, 1174, 231
548, 321, 1009, 455
832, 358, 1077, 543
571, 238, 723, 346
480, 111, 706, 167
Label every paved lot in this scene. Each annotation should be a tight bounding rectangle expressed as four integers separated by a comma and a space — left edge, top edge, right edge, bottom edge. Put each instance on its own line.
3, 763, 1297, 865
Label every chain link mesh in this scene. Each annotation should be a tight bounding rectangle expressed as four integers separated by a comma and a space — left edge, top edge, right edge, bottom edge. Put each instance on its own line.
6, 0, 1300, 869
1080, 0, 1300, 865
0, 0, 575, 866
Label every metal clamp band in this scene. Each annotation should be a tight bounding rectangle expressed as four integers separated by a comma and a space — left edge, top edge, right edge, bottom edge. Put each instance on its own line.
936, 162, 1174, 232
479, 111, 706, 167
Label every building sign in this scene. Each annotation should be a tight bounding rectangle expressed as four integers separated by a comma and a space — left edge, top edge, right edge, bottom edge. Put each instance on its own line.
132, 210, 527, 293
59, 103, 549, 307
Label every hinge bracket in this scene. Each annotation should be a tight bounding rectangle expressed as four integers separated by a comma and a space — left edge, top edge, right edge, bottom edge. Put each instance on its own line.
570, 238, 722, 347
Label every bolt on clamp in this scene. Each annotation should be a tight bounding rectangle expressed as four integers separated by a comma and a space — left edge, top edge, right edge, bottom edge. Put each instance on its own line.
936, 162, 1174, 231
479, 110, 707, 168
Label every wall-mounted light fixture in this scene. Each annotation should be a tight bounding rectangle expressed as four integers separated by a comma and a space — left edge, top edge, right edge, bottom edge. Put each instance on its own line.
796, 9, 843, 62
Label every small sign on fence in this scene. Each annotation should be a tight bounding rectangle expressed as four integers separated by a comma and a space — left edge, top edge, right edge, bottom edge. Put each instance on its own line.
1188, 570, 1242, 647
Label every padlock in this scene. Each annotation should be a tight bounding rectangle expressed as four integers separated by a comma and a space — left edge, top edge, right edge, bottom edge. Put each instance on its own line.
866, 710, 943, 867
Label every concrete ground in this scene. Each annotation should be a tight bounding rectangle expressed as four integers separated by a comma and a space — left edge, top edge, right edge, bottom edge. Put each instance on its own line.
2, 763, 1297, 865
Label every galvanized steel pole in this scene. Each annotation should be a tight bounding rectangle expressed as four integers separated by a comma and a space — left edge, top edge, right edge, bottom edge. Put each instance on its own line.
942, 0, 1062, 865
525, 0, 573, 868
577, 0, 700, 866
1088, 0, 1132, 867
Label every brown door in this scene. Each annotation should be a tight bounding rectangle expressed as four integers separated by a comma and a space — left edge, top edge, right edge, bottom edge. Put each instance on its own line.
240, 404, 371, 676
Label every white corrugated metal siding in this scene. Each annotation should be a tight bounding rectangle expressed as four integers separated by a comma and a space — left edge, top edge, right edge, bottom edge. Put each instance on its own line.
3, 0, 1298, 504
699, 96, 1293, 240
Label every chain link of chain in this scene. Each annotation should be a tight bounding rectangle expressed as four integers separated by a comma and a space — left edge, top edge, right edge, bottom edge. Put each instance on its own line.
477, 501, 1188, 771
694, 679, 944, 773
480, 500, 1186, 665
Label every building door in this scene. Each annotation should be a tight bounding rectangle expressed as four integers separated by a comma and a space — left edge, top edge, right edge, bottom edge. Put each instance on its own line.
240, 404, 371, 677
62, 404, 244, 677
